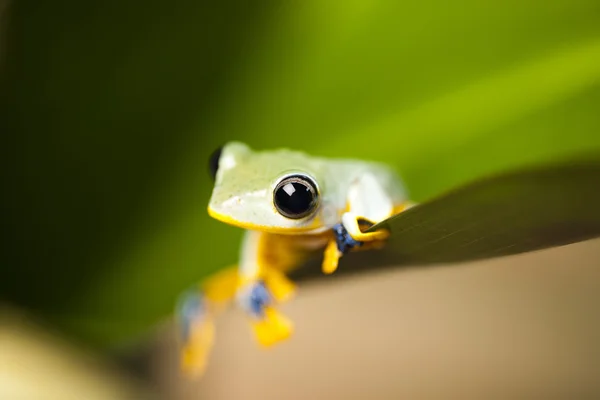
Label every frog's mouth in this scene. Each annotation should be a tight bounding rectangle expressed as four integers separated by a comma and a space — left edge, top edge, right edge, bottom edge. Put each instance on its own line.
207, 205, 325, 235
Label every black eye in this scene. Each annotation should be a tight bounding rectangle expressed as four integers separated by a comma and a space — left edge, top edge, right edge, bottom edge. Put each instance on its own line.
273, 175, 319, 219
208, 146, 223, 181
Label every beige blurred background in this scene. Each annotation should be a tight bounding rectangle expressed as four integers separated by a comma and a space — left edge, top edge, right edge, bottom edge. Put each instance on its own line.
2, 239, 600, 399
0, 307, 154, 400
147, 239, 600, 400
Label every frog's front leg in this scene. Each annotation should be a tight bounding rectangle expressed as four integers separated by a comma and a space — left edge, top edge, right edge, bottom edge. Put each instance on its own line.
236, 230, 298, 347
322, 172, 414, 274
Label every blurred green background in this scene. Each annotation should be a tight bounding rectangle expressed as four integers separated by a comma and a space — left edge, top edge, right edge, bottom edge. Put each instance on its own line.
1, 0, 600, 349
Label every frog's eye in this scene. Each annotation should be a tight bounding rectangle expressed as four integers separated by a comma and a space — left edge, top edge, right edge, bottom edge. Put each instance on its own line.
208, 145, 223, 181
273, 174, 319, 219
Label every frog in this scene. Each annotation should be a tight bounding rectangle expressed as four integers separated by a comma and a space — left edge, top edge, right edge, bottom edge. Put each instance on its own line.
176, 141, 413, 377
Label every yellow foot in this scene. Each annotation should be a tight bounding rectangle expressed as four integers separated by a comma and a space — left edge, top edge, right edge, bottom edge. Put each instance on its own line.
322, 239, 342, 274
251, 306, 294, 347
342, 213, 390, 242
179, 317, 216, 378
393, 200, 417, 215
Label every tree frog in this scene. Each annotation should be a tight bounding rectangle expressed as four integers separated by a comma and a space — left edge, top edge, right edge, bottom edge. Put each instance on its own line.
176, 142, 412, 377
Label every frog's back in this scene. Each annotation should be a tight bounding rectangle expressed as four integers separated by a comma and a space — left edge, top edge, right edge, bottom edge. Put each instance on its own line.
304, 154, 408, 230
327, 158, 406, 199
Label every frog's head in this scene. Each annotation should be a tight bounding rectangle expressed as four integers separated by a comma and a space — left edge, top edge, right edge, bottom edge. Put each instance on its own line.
207, 141, 331, 234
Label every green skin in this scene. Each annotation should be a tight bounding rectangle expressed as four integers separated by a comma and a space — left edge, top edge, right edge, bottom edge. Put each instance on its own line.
208, 141, 407, 234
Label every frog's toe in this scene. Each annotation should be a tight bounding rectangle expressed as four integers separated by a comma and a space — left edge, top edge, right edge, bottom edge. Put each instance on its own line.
342, 213, 390, 242
251, 306, 294, 346
176, 290, 216, 378
180, 319, 216, 377
322, 239, 342, 274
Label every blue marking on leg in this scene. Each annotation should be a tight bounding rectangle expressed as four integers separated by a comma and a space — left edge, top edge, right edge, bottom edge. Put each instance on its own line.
333, 223, 363, 254
176, 289, 207, 343
247, 280, 272, 318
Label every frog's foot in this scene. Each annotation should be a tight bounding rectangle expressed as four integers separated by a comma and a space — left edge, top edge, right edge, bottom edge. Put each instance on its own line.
342, 212, 390, 242
322, 239, 342, 274
237, 280, 294, 347
322, 218, 389, 275
176, 289, 216, 378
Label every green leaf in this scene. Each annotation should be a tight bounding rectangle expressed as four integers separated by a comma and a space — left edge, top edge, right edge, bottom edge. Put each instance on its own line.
294, 154, 600, 282
2, 0, 600, 347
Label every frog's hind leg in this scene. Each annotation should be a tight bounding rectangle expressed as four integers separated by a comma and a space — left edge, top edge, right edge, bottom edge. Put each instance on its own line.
176, 265, 240, 378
